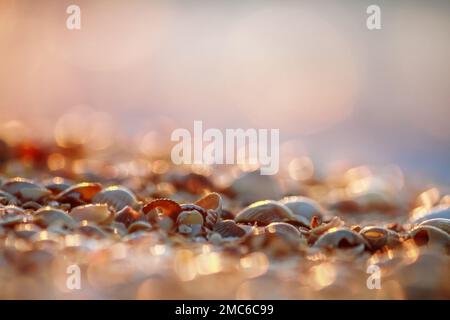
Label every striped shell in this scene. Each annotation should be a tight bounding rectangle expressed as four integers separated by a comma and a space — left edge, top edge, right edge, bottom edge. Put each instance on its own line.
92, 185, 139, 211
34, 207, 76, 228
235, 200, 299, 226
213, 220, 246, 238
314, 228, 368, 250
280, 196, 326, 226
419, 218, 450, 234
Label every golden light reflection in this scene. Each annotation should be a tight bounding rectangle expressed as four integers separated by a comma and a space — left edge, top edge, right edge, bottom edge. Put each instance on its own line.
195, 252, 222, 275
239, 252, 269, 279
173, 249, 197, 281
309, 262, 336, 290
288, 157, 314, 181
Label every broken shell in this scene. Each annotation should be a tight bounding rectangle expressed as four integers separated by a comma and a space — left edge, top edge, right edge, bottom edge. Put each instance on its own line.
360, 226, 401, 250
195, 192, 223, 216
128, 221, 152, 233
314, 228, 369, 251
234, 200, 298, 226
419, 218, 450, 234
176, 210, 204, 236
410, 225, 450, 248
92, 185, 140, 211
142, 198, 182, 221
69, 204, 114, 225
33, 207, 76, 228
56, 182, 102, 206
411, 205, 450, 224
115, 206, 142, 228
213, 220, 246, 238
280, 196, 326, 225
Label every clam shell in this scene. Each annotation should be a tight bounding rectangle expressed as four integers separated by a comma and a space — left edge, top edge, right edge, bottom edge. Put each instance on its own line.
360, 226, 400, 250
264, 222, 301, 240
92, 185, 139, 211
69, 204, 114, 225
194, 192, 222, 216
114, 206, 142, 228
235, 200, 299, 225
56, 182, 102, 205
213, 220, 246, 238
419, 218, 450, 234
177, 210, 204, 226
1, 177, 42, 196
314, 228, 369, 250
76, 222, 108, 238
0, 190, 18, 205
280, 196, 326, 223
33, 207, 76, 228
142, 198, 182, 221
410, 205, 450, 224
44, 178, 73, 195
410, 225, 450, 248
17, 187, 51, 202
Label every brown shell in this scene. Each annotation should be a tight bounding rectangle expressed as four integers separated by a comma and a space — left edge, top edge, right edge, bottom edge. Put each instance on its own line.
410, 225, 450, 247
142, 198, 182, 221
195, 192, 222, 215
127, 221, 152, 233
56, 182, 102, 206
314, 228, 368, 250
360, 226, 401, 250
234, 200, 298, 226
69, 204, 114, 225
115, 206, 142, 228
213, 220, 246, 238
92, 185, 139, 211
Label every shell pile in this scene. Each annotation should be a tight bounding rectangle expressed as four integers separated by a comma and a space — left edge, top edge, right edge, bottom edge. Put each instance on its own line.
0, 157, 449, 299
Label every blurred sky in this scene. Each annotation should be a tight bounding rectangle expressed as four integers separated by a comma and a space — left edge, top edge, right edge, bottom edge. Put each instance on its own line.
0, 0, 449, 183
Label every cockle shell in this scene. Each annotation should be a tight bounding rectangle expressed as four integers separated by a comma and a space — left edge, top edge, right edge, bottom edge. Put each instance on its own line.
1, 177, 51, 202
92, 185, 139, 211
360, 226, 401, 250
195, 192, 222, 215
235, 200, 299, 225
409, 225, 450, 248
280, 196, 326, 225
115, 206, 142, 228
69, 204, 114, 225
56, 182, 102, 206
33, 207, 76, 228
419, 218, 450, 234
213, 220, 246, 238
264, 222, 302, 240
76, 222, 108, 238
314, 228, 368, 251
176, 211, 204, 236
44, 178, 73, 195
143, 198, 182, 221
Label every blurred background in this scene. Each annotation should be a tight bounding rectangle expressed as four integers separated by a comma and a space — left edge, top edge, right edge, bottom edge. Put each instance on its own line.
0, 0, 449, 185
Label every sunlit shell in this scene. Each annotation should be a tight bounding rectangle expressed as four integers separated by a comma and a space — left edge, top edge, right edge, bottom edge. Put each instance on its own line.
128, 221, 152, 233
69, 204, 114, 225
235, 200, 298, 225
115, 206, 142, 228
360, 226, 401, 250
44, 178, 73, 195
195, 192, 223, 216
410, 225, 450, 248
92, 185, 139, 211
410, 205, 450, 224
314, 228, 369, 250
264, 222, 302, 240
176, 211, 204, 236
33, 207, 76, 228
280, 196, 326, 224
56, 182, 102, 206
142, 198, 182, 221
18, 187, 51, 202
76, 222, 108, 238
1, 177, 42, 196
419, 218, 450, 234
213, 220, 246, 238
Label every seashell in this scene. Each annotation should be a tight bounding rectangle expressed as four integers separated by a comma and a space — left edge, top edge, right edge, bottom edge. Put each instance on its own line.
69, 204, 114, 225
17, 186, 51, 202
92, 185, 140, 211
43, 177, 73, 195
410, 225, 450, 248
143, 198, 182, 221
410, 205, 450, 224
1, 177, 42, 196
195, 192, 222, 216
176, 210, 204, 236
104, 221, 128, 237
264, 222, 302, 241
21, 201, 42, 210
280, 196, 326, 226
127, 221, 152, 233
0, 190, 18, 205
0, 205, 26, 216
56, 182, 102, 206
229, 171, 283, 205
235, 200, 299, 226
76, 222, 108, 238
220, 209, 235, 220
313, 228, 369, 251
419, 218, 450, 234
213, 220, 246, 238
360, 226, 401, 250
33, 207, 76, 228
115, 206, 142, 228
